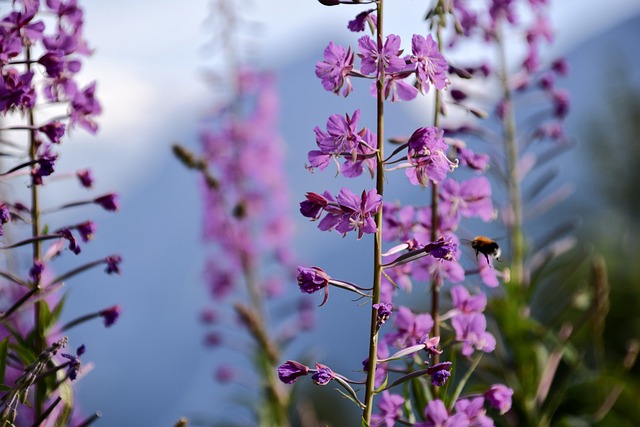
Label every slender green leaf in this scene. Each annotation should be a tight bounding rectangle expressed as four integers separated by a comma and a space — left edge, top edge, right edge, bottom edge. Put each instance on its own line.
0, 338, 8, 385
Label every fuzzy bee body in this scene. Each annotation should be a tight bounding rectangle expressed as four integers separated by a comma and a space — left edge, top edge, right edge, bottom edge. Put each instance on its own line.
466, 236, 502, 265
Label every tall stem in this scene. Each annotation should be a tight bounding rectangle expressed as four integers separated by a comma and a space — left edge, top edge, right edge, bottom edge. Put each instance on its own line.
363, 0, 385, 422
496, 31, 524, 287
429, 23, 444, 365
26, 45, 45, 419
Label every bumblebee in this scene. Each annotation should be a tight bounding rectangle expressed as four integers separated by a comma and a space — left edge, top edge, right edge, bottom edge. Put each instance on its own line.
467, 236, 502, 265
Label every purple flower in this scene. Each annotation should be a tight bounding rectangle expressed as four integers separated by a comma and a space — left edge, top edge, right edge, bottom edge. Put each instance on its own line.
76, 168, 93, 188
423, 236, 458, 261
61, 345, 85, 381
376, 71, 419, 102
310, 111, 378, 177
427, 361, 452, 387
451, 285, 487, 314
373, 302, 393, 327
452, 142, 489, 172
0, 203, 8, 237
358, 34, 406, 78
385, 306, 434, 348
315, 42, 354, 97
439, 177, 495, 222
58, 228, 81, 254
421, 335, 442, 357
551, 58, 569, 76
479, 261, 500, 287
551, 88, 570, 119
0, 203, 9, 224
454, 397, 493, 427
300, 191, 332, 219
405, 127, 457, 186
70, 81, 101, 133
333, 188, 382, 239
29, 259, 45, 284
412, 246, 465, 284
214, 365, 235, 383
0, 69, 36, 113
418, 399, 449, 427
348, 9, 376, 33
105, 254, 122, 274
311, 363, 335, 385
296, 266, 330, 306
278, 360, 310, 384
371, 391, 404, 427
485, 384, 513, 414
31, 145, 58, 185
314, 110, 366, 160
99, 305, 121, 327
75, 220, 95, 242
39, 121, 65, 143
94, 193, 119, 211
410, 34, 448, 94
452, 313, 496, 357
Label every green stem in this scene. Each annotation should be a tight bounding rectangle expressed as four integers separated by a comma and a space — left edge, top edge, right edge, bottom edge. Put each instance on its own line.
496, 30, 525, 287
25, 45, 45, 420
363, 1, 385, 423
430, 12, 445, 374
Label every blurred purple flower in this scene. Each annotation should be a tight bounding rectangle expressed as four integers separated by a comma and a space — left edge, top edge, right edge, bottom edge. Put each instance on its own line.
451, 285, 487, 314
0, 69, 36, 112
439, 177, 495, 222
348, 9, 376, 33
98, 305, 121, 327
371, 391, 404, 427
75, 220, 95, 242
385, 306, 434, 349
453, 397, 493, 427
485, 384, 514, 414
94, 193, 119, 211
76, 168, 93, 188
39, 121, 65, 143
452, 313, 496, 356
104, 254, 122, 274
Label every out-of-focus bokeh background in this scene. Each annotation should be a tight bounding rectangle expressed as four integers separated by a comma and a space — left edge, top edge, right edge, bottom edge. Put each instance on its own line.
34, 0, 640, 425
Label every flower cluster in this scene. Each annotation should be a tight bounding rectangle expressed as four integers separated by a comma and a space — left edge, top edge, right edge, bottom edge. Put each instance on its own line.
0, 1, 121, 424
316, 31, 448, 102
275, 0, 522, 425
